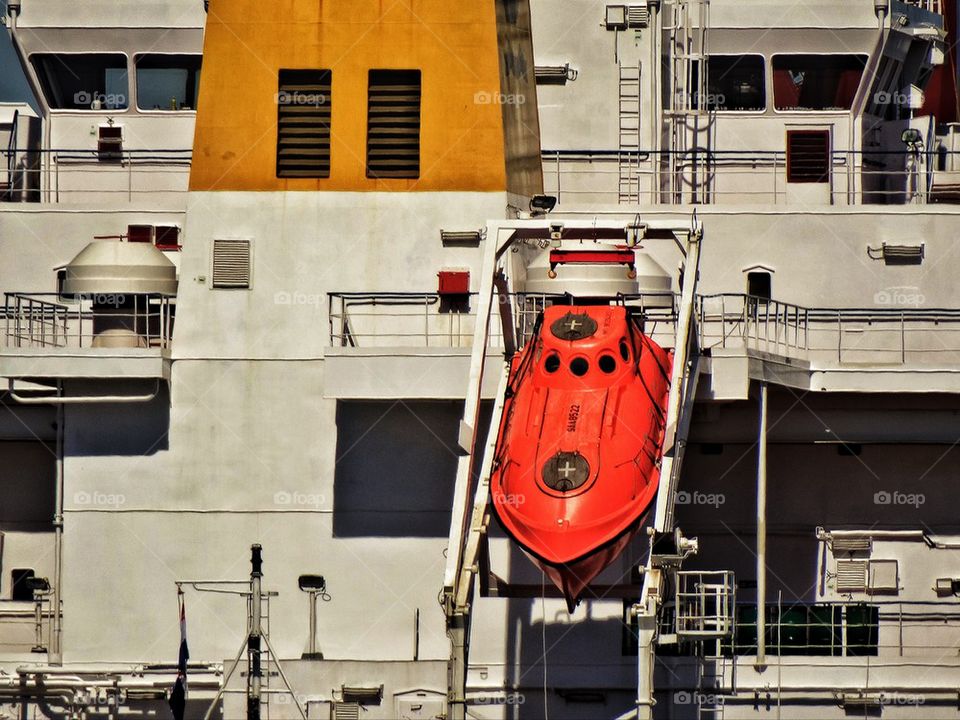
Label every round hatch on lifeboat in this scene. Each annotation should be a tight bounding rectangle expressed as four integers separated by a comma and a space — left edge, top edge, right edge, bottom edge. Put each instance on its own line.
61, 241, 178, 295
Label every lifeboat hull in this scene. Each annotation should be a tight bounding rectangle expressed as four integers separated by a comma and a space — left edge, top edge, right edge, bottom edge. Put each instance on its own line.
491, 305, 671, 611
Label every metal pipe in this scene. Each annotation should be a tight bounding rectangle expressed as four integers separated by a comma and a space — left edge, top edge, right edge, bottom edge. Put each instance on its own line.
51, 386, 64, 663
755, 382, 769, 670
249, 544, 263, 720
8, 378, 161, 405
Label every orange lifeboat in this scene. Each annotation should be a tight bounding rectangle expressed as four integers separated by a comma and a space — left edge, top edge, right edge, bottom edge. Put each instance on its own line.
490, 304, 672, 611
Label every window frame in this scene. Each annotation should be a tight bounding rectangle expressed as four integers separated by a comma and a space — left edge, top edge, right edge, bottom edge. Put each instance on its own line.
770, 53, 869, 114
29, 52, 131, 113
133, 52, 202, 114
703, 53, 768, 114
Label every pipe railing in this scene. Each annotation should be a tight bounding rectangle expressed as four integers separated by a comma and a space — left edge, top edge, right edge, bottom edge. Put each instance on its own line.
327, 291, 679, 348
542, 148, 960, 206
0, 147, 192, 203
3, 292, 175, 350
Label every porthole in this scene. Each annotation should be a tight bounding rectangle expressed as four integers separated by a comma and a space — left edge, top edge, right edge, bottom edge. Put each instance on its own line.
619, 340, 630, 362
570, 357, 589, 377
599, 354, 617, 374
544, 353, 561, 373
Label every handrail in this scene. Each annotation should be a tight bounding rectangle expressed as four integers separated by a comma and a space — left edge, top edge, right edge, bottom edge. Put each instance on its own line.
4, 110, 17, 200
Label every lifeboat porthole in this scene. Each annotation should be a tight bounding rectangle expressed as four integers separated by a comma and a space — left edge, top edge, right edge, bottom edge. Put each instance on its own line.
599, 354, 617, 374
570, 357, 589, 377
619, 340, 630, 362
544, 353, 561, 373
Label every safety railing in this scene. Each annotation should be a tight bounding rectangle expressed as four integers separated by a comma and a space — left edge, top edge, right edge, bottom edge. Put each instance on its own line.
699, 294, 960, 365
542, 148, 957, 206
3, 292, 175, 349
327, 292, 680, 348
0, 147, 192, 203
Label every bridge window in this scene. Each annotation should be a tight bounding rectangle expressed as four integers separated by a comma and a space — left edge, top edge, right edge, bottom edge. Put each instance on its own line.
135, 54, 201, 111
276, 69, 332, 179
366, 69, 421, 179
772, 54, 867, 111
704, 55, 765, 111
31, 53, 128, 110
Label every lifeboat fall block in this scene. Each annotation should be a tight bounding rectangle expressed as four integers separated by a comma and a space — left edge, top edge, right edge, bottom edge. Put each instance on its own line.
490, 304, 672, 611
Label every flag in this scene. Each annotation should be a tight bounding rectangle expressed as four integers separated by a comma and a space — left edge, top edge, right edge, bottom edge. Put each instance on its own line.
169, 590, 189, 720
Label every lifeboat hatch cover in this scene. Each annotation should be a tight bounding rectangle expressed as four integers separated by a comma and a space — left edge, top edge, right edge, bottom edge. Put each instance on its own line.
542, 452, 591, 492
550, 312, 598, 340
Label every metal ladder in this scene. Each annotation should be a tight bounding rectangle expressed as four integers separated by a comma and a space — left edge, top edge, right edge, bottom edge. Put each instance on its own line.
665, 0, 711, 204
619, 63, 642, 203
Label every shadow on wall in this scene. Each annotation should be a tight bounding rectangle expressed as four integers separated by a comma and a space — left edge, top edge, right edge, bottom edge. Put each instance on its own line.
500, 597, 638, 720
333, 400, 491, 538
65, 380, 170, 456
0, 440, 55, 531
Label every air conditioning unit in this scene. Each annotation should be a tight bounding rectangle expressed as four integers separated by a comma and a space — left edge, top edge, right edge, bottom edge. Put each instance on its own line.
605, 3, 649, 29
835, 559, 899, 594
605, 5, 628, 29
97, 125, 123, 162
627, 3, 650, 27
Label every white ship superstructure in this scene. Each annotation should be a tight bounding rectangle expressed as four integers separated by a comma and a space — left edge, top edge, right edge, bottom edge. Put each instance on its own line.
1, 1, 960, 719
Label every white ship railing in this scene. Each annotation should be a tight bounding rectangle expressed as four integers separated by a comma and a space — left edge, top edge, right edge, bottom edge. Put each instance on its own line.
0, 147, 191, 203
3, 292, 175, 350
699, 293, 960, 365
329, 291, 960, 366
327, 291, 679, 348
542, 149, 959, 206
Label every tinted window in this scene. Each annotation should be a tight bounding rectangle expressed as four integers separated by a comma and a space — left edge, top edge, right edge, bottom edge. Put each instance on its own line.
772, 55, 867, 111
706, 56, 765, 111
31, 53, 128, 110
136, 54, 201, 110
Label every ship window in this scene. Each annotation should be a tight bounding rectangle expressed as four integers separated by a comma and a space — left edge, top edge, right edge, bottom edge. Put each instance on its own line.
702, 55, 766, 111
30, 53, 128, 110
747, 271, 772, 300
366, 69, 421, 179
276, 69, 332, 179
619, 339, 631, 362
772, 54, 867, 111
135, 54, 201, 111
786, 130, 830, 183
11, 569, 36, 602
544, 352, 561, 373
570, 357, 589, 376
598, 354, 617, 374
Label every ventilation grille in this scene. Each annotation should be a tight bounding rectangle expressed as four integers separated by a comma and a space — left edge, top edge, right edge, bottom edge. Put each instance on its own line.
835, 560, 868, 594
786, 129, 830, 183
627, 5, 650, 27
332, 702, 360, 720
211, 239, 251, 289
276, 69, 331, 178
366, 69, 421, 179
830, 537, 872, 555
